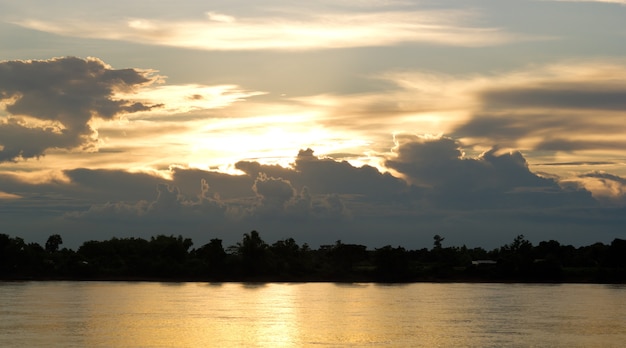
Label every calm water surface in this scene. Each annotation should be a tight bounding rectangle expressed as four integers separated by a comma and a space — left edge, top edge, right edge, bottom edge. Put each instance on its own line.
0, 281, 624, 347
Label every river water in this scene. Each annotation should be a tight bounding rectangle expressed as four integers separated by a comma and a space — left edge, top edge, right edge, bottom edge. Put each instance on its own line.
0, 281, 624, 347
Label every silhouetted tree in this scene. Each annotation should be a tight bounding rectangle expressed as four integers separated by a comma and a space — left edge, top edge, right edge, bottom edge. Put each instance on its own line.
433, 235, 445, 250
45, 234, 63, 253
606, 238, 626, 267
1, 231, 625, 283
575, 242, 607, 267
270, 238, 304, 278
322, 240, 368, 277
237, 230, 270, 276
0, 234, 48, 277
374, 245, 410, 281
148, 235, 193, 277
77, 237, 151, 276
195, 238, 227, 277
496, 234, 534, 278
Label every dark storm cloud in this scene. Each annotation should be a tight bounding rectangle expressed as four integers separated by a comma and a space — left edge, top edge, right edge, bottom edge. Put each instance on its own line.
69, 166, 349, 228
69, 180, 227, 221
58, 148, 407, 228
0, 57, 160, 161
2, 138, 621, 249
249, 173, 350, 220
384, 135, 595, 209
0, 168, 164, 205
171, 168, 255, 200
252, 174, 296, 209
385, 135, 550, 190
64, 168, 164, 202
237, 148, 410, 201
0, 120, 76, 161
64, 140, 597, 224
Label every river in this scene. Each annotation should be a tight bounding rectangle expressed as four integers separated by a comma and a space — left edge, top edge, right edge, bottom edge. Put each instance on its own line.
1, 281, 624, 347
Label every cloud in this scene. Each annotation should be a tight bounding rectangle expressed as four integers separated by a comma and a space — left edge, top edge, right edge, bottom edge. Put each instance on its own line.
3, 57, 622, 205
0, 191, 21, 199
0, 57, 160, 162
69, 162, 353, 226
11, 9, 530, 51
571, 172, 626, 205
63, 168, 164, 202
359, 61, 626, 156
1, 140, 622, 248
70, 179, 228, 222
454, 65, 626, 152
206, 12, 236, 23
249, 172, 351, 220
63, 139, 598, 224
481, 84, 626, 111
384, 134, 595, 208
63, 148, 401, 225
116, 84, 265, 116
237, 148, 410, 200
209, 61, 626, 173
252, 173, 297, 210
534, 161, 617, 167
0, 56, 265, 171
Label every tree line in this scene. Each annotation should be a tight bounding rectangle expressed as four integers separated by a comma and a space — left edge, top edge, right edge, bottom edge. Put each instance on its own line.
1, 231, 625, 283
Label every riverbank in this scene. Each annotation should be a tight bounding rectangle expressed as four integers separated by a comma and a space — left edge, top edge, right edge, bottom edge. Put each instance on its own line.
2, 232, 625, 284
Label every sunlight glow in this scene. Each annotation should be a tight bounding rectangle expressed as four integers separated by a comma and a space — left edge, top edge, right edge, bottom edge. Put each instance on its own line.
117, 84, 266, 115
185, 113, 368, 169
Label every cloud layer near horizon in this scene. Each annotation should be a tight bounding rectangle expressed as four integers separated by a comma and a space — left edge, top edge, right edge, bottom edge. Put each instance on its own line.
2, 136, 623, 249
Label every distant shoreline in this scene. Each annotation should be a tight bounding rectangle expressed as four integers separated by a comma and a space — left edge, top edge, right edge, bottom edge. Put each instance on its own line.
2, 232, 625, 284
2, 274, 622, 284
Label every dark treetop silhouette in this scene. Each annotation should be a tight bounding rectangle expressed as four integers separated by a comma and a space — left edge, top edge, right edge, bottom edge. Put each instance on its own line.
1, 231, 625, 283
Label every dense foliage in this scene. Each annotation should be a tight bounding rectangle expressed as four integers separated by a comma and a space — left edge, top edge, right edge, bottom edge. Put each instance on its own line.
1, 232, 625, 283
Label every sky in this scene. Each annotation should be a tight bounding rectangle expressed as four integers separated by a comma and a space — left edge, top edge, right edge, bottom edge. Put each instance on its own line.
1, 0, 625, 250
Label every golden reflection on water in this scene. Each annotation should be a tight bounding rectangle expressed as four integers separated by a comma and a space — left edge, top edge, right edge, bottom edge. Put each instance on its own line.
75, 282, 436, 347
78, 282, 303, 347
1, 282, 625, 347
